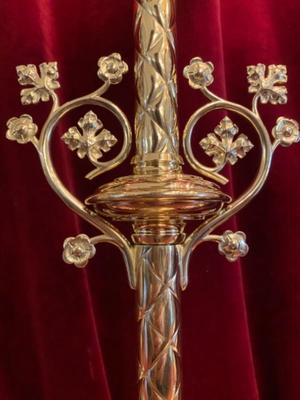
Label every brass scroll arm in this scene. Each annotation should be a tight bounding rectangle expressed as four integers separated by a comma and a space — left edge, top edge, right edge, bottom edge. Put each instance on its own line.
6, 55, 136, 288
62, 234, 136, 289
179, 58, 300, 290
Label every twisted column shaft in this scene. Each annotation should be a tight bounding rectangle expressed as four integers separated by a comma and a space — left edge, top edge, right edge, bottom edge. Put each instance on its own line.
133, 0, 182, 174
136, 245, 181, 400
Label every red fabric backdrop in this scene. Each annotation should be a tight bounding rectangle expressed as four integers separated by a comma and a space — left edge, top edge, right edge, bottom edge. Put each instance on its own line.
1, 1, 300, 399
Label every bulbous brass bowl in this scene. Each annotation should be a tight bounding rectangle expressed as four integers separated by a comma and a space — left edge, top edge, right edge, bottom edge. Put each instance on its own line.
86, 173, 231, 221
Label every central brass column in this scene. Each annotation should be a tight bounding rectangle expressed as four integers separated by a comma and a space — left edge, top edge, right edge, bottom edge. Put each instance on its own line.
6, 0, 300, 398
133, 0, 182, 174
134, 1, 182, 398
137, 245, 181, 399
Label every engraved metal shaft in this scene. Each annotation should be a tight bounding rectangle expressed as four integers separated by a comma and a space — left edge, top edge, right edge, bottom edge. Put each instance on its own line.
133, 2, 182, 398
133, 0, 182, 174
6, 0, 300, 398
137, 245, 181, 400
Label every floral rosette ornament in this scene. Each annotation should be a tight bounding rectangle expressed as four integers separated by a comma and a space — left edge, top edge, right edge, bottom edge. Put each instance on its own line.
61, 110, 118, 163
16, 62, 60, 105
272, 117, 300, 147
218, 230, 249, 262
200, 116, 254, 167
97, 53, 129, 84
247, 63, 288, 104
63, 234, 96, 268
6, 114, 38, 144
183, 57, 214, 89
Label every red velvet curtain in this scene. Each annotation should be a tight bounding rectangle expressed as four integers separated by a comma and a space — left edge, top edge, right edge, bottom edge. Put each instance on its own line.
1, 1, 300, 399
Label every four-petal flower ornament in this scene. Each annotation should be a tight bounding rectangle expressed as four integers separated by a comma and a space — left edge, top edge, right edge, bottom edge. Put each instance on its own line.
200, 116, 254, 168
63, 234, 96, 268
61, 110, 118, 163
17, 62, 60, 105
247, 64, 287, 104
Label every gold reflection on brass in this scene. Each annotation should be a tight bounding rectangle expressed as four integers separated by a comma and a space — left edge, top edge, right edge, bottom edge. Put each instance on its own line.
6, 0, 300, 399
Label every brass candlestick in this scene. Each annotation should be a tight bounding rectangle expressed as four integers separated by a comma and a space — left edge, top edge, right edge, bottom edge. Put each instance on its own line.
6, 1, 300, 399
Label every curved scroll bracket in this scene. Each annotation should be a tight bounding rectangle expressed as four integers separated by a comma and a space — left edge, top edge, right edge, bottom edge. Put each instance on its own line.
62, 233, 136, 289
5, 53, 136, 289
180, 58, 300, 290
209, 230, 249, 262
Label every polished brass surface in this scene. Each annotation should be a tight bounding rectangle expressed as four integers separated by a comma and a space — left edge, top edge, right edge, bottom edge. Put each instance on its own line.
133, 0, 182, 174
86, 173, 231, 245
5, 0, 300, 399
136, 245, 181, 399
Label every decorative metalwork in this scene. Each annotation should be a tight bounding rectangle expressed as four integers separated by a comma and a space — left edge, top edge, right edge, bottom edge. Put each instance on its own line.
247, 63, 288, 105
62, 110, 118, 162
63, 234, 96, 268
5, 0, 300, 399
17, 62, 60, 105
6, 114, 38, 144
200, 116, 254, 168
133, 0, 182, 174
217, 231, 249, 262
97, 53, 129, 84
183, 57, 214, 89
272, 117, 300, 147
137, 245, 181, 399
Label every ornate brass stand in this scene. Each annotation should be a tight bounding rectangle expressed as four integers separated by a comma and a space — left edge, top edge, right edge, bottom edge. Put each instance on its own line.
6, 0, 300, 398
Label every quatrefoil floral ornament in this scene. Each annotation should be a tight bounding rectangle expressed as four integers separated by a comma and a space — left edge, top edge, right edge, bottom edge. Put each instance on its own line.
61, 110, 118, 163
247, 64, 287, 105
200, 116, 254, 168
16, 62, 60, 105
